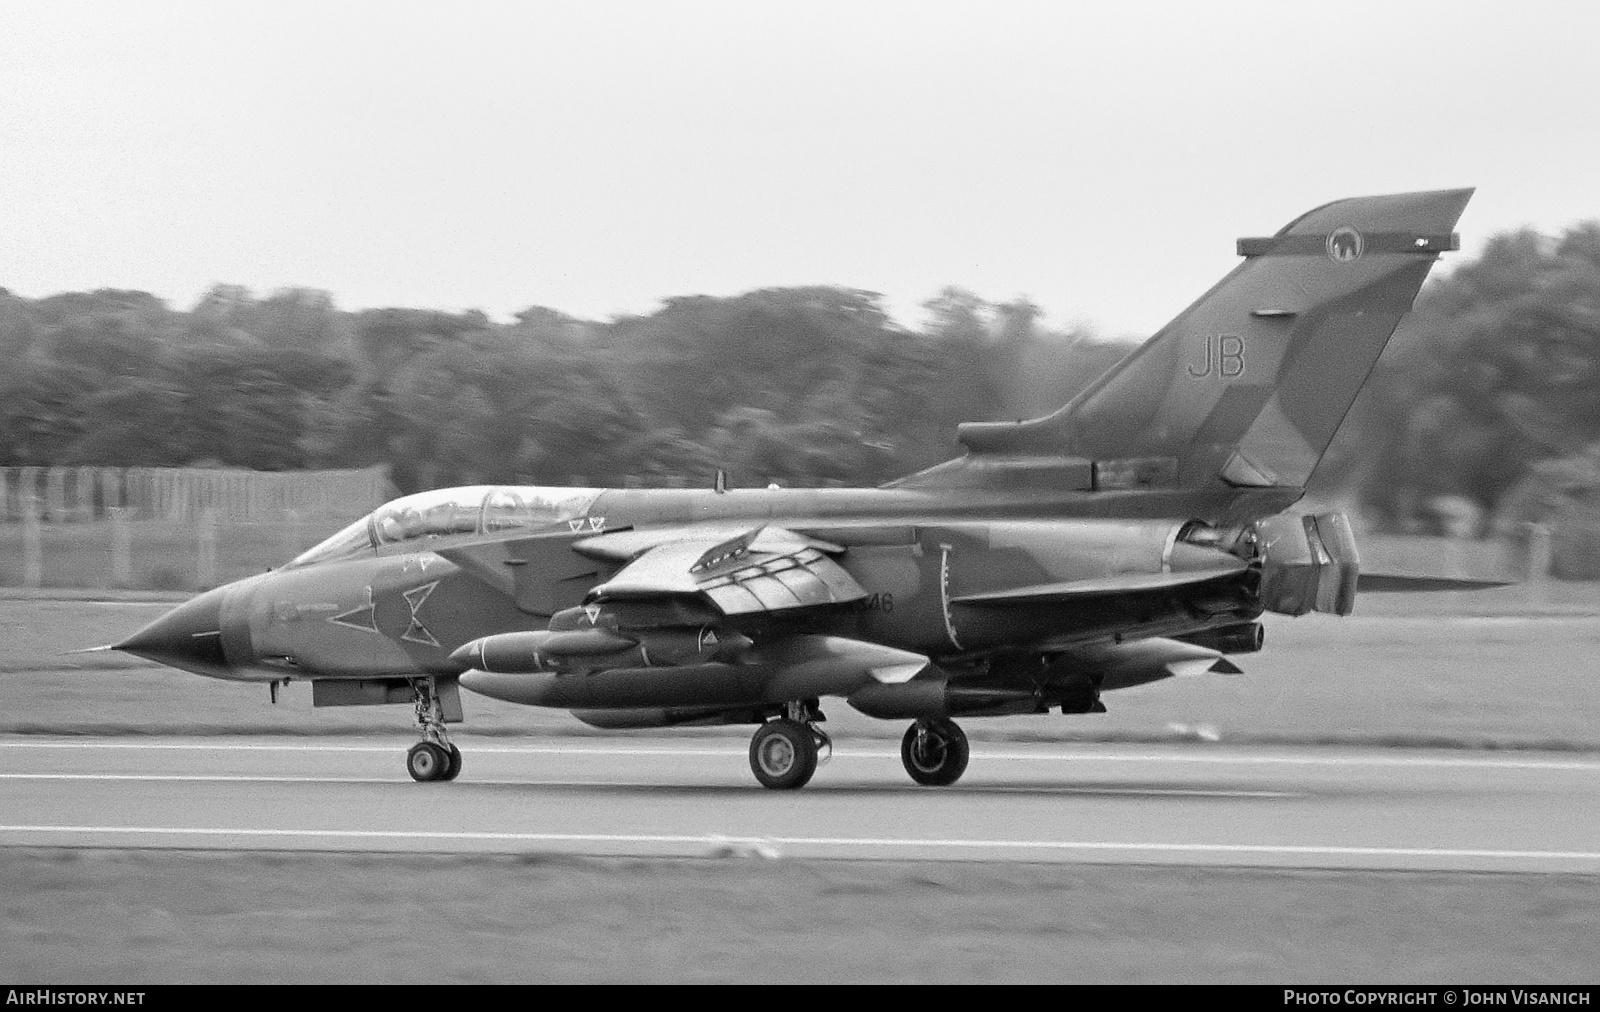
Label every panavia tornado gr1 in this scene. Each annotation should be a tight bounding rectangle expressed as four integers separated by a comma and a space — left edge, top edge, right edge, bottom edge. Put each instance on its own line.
112, 188, 1488, 789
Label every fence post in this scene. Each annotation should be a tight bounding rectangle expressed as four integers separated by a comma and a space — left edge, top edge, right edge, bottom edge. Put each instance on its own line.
197, 506, 218, 589
99, 467, 122, 513
110, 507, 132, 588
44, 467, 67, 522
1517, 521, 1552, 606
136, 468, 154, 521
22, 495, 42, 588
17, 467, 37, 525
75, 466, 96, 521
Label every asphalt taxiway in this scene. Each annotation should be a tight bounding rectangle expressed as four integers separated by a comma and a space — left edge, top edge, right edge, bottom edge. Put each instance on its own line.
3, 735, 1598, 872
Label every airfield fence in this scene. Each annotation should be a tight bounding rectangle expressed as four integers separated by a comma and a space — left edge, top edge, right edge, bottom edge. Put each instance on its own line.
0, 465, 1569, 592
0, 466, 389, 591
0, 465, 388, 524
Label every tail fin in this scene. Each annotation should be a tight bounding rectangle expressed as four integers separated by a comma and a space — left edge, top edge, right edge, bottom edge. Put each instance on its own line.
949, 188, 1473, 492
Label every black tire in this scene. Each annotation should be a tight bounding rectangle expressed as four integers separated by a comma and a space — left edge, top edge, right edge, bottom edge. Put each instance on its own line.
407, 741, 448, 782
749, 718, 819, 790
901, 718, 970, 786
442, 744, 463, 781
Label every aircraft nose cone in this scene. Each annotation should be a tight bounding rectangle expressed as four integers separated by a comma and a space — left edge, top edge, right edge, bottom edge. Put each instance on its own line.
113, 587, 232, 678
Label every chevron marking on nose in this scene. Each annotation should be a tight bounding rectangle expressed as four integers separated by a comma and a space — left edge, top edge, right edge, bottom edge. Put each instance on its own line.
401, 581, 441, 647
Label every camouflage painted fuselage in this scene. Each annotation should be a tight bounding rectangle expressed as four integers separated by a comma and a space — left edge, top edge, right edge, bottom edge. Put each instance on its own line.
114, 188, 1475, 734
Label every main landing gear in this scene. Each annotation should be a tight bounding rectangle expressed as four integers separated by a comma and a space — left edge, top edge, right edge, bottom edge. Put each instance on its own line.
749, 701, 831, 790
747, 705, 971, 790
407, 677, 461, 782
900, 717, 969, 787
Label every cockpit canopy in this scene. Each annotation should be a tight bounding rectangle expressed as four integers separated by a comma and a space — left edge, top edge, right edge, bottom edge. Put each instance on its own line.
285, 486, 604, 569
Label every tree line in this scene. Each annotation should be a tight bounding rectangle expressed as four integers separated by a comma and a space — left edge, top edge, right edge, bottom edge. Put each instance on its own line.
2, 222, 1597, 537
0, 283, 1128, 494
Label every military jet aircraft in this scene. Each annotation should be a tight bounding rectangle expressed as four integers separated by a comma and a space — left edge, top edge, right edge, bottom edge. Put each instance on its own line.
112, 188, 1484, 789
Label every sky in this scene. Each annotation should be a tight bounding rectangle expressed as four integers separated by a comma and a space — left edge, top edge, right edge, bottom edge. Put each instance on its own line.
2, 0, 1599, 338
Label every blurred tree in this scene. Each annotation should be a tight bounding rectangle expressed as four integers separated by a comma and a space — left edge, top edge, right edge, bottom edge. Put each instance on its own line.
598, 287, 944, 483
704, 404, 878, 487
253, 288, 347, 354
510, 304, 593, 347
915, 287, 1135, 450
33, 289, 175, 378
1494, 441, 1600, 578
1005, 327, 1134, 421
187, 284, 259, 345
352, 307, 490, 382
59, 380, 187, 465
516, 363, 654, 486
1321, 223, 1600, 535
919, 286, 1008, 435
170, 345, 339, 469
605, 288, 868, 431
0, 362, 95, 465
0, 288, 39, 362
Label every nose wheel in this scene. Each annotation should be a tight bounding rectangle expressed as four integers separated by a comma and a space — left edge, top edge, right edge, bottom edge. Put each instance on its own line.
407, 677, 462, 782
901, 717, 969, 786
407, 741, 461, 782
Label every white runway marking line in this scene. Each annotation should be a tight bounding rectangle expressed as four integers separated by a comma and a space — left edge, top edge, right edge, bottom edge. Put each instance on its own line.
4, 740, 1599, 771
0, 773, 412, 785
982, 785, 1299, 798
0, 773, 1297, 797
3, 824, 1600, 865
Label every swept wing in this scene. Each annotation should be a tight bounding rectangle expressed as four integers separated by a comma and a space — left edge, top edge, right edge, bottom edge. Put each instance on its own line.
580, 525, 867, 615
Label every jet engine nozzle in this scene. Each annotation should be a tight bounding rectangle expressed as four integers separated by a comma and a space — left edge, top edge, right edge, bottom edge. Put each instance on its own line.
1250, 511, 1361, 616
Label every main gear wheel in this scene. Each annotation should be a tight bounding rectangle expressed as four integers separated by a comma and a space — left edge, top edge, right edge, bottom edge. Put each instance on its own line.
749, 718, 820, 790
901, 718, 970, 786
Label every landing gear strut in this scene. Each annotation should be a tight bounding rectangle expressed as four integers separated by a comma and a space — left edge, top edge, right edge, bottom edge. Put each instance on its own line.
407, 676, 461, 782
749, 701, 830, 790
901, 718, 969, 786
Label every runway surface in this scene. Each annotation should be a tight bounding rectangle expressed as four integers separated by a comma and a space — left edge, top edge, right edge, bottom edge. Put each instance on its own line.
3, 734, 1600, 872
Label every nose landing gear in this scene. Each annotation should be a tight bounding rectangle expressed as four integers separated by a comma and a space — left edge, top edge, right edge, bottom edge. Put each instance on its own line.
407, 677, 461, 782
